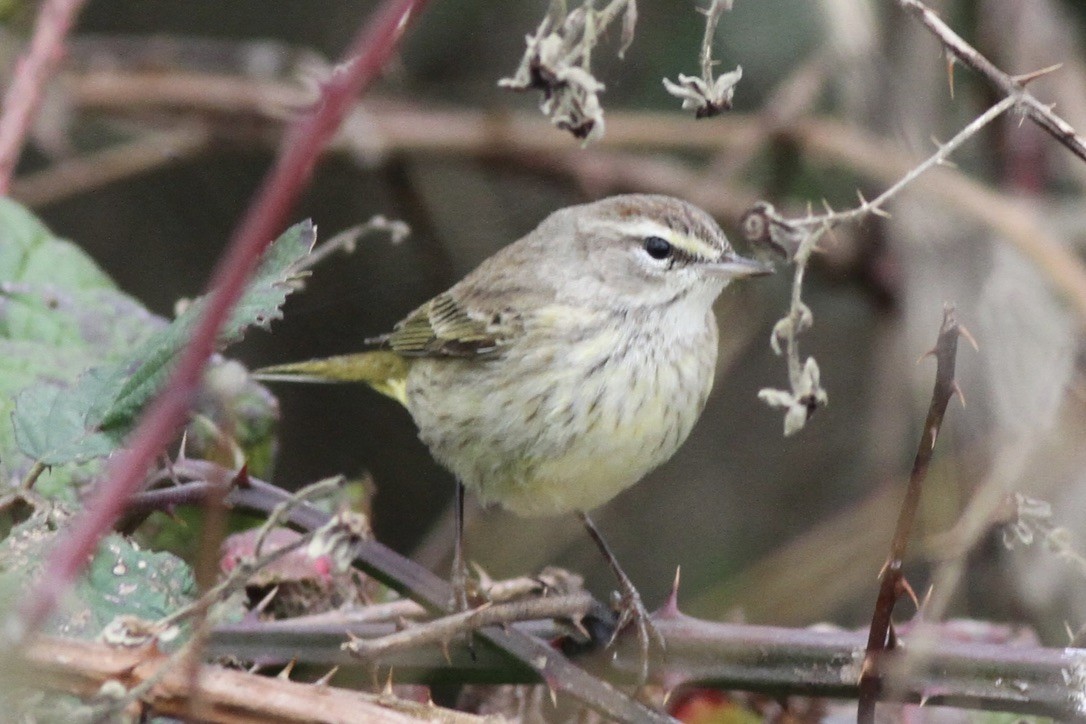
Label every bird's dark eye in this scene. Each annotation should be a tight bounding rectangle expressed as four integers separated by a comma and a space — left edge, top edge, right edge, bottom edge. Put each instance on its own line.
643, 236, 672, 260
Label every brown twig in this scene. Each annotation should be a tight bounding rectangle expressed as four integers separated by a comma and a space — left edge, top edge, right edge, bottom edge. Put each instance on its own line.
897, 0, 1086, 165
22, 635, 487, 723
344, 593, 597, 661
9, 125, 211, 207
162, 459, 674, 724
0, 0, 89, 192
12, 0, 432, 644
155, 475, 344, 630
25, 66, 1086, 314
751, 98, 1010, 436
857, 306, 963, 724
43, 69, 1086, 329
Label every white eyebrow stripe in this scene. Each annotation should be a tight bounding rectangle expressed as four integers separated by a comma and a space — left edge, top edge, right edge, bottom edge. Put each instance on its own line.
607, 219, 675, 240
603, 219, 721, 259
606, 219, 719, 259
669, 234, 718, 259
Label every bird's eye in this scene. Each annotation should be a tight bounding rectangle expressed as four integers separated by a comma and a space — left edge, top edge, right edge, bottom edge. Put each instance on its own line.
643, 236, 672, 260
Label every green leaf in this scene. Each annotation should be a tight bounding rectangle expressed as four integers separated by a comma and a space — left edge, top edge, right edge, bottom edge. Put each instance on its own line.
11, 380, 115, 465
0, 506, 196, 640
90, 220, 315, 431
79, 533, 197, 637
0, 200, 297, 493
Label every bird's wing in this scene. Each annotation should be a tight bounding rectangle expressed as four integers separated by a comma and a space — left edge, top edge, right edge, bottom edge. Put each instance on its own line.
376, 292, 514, 358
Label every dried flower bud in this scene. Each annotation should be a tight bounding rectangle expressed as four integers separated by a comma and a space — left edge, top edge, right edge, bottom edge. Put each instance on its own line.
662, 67, 742, 118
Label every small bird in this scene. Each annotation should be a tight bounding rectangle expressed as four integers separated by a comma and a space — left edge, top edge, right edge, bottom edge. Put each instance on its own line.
257, 194, 771, 676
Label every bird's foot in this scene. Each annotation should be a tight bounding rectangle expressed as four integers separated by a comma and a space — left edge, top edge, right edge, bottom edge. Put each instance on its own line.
610, 580, 665, 685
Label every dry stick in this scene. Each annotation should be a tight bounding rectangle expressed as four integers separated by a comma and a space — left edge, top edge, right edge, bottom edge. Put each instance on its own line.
168, 459, 674, 724
344, 593, 596, 661
12, 0, 432, 643
697, 1, 730, 84
155, 474, 343, 630
24, 636, 484, 724
897, 0, 1086, 165
0, 0, 89, 192
752, 98, 1011, 435
856, 307, 962, 724
9, 125, 211, 207
793, 97, 1015, 231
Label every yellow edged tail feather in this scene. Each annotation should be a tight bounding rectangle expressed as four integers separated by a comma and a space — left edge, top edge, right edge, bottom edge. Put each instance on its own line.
253, 351, 410, 406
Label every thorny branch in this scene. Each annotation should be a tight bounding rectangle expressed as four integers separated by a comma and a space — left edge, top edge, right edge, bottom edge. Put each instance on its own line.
857, 307, 963, 724
663, 0, 742, 118
145, 458, 673, 724
898, 0, 1086, 166
745, 96, 1014, 435
211, 614, 1086, 720
28, 617, 1086, 722
344, 593, 597, 661
155, 475, 347, 630
22, 636, 479, 723
292, 215, 411, 274
124, 462, 1086, 719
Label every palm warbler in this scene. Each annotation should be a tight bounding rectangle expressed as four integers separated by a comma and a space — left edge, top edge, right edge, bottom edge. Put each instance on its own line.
258, 194, 771, 673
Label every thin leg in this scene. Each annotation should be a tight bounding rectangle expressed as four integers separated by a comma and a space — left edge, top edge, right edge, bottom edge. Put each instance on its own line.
578, 511, 663, 683
451, 480, 469, 611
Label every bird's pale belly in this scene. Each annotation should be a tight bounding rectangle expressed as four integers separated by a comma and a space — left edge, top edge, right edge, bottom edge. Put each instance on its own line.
404, 317, 717, 517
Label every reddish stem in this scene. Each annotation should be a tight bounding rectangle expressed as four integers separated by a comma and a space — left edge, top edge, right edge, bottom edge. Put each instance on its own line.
857, 306, 962, 723
0, 0, 89, 192
13, 0, 433, 641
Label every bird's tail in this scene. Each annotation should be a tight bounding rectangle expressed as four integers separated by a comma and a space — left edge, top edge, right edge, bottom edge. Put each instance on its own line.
252, 351, 409, 406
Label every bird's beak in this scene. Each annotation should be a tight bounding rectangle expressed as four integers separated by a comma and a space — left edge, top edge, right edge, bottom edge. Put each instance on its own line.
702, 252, 774, 279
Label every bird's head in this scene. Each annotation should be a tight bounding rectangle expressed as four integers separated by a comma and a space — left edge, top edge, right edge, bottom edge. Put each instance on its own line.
546, 194, 772, 310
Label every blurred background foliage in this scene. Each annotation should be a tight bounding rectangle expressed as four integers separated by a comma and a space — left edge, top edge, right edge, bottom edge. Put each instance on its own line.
7, 0, 1086, 643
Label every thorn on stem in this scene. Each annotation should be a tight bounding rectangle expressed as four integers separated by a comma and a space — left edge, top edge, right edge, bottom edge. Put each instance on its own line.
951, 380, 967, 408
234, 463, 252, 488
898, 576, 921, 610
314, 666, 339, 686
659, 566, 682, 619
1012, 62, 1063, 85
945, 50, 956, 99
916, 347, 937, 365
957, 323, 979, 351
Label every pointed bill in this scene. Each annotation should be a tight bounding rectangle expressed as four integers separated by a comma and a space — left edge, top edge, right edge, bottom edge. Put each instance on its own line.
702, 252, 774, 278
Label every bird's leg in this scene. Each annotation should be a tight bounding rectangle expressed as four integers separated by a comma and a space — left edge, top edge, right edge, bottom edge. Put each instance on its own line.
451, 480, 470, 611
578, 512, 664, 683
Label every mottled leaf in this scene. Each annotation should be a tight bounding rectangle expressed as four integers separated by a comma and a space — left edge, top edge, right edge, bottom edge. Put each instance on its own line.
0, 506, 195, 640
